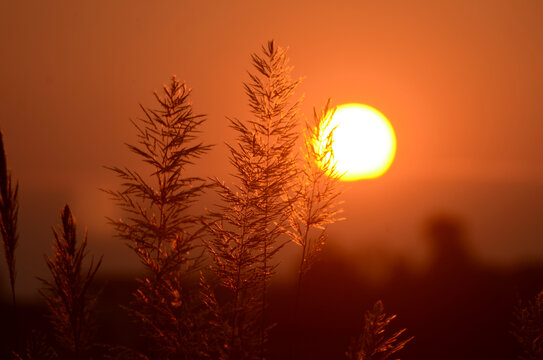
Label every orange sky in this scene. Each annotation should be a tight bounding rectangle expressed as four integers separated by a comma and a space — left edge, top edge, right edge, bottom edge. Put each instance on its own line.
1, 0, 542, 298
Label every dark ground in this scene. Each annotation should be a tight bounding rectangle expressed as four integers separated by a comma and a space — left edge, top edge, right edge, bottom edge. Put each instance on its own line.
1, 215, 542, 359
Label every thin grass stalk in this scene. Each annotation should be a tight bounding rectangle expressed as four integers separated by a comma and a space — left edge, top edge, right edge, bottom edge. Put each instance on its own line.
0, 130, 20, 350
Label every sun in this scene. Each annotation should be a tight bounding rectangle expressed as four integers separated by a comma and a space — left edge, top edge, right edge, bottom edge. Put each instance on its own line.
318, 103, 396, 181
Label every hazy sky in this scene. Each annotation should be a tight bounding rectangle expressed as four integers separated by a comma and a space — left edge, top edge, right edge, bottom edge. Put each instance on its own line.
1, 0, 542, 298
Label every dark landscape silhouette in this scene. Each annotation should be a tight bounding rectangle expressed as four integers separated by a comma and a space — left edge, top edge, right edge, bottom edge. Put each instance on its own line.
1, 26, 542, 358
1, 214, 541, 359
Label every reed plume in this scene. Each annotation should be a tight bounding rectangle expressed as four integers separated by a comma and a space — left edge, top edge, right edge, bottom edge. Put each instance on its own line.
246, 40, 301, 358
0, 130, 19, 308
205, 40, 300, 359
285, 100, 342, 358
39, 204, 102, 360
105, 76, 213, 358
288, 99, 343, 302
346, 301, 413, 360
206, 166, 268, 359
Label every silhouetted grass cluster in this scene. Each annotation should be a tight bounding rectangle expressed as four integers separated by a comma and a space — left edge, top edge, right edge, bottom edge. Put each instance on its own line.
9, 39, 542, 360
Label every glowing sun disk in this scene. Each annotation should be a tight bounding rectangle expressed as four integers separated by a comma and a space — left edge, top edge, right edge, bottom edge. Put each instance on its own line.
319, 103, 396, 181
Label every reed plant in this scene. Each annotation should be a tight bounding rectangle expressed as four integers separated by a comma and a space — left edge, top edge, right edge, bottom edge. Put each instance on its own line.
205, 40, 301, 359
0, 130, 20, 354
0, 130, 19, 309
105, 76, 213, 359
287, 99, 343, 307
244, 43, 301, 355
346, 301, 412, 360
39, 204, 102, 360
284, 100, 343, 358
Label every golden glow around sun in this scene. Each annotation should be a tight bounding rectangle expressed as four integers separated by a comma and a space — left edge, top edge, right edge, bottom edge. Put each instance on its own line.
319, 103, 396, 181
